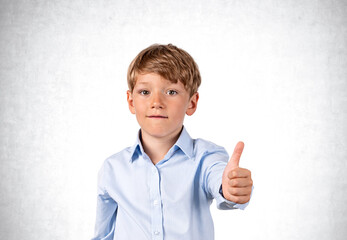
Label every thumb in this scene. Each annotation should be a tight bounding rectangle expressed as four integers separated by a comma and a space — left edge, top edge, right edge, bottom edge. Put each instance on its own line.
227, 141, 244, 169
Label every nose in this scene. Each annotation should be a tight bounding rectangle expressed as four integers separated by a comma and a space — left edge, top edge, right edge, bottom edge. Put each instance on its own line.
151, 91, 164, 109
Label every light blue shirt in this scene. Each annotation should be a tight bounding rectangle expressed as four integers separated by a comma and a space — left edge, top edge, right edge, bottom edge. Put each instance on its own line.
92, 127, 250, 240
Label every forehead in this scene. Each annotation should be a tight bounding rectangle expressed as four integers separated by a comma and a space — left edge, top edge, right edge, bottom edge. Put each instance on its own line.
135, 73, 181, 87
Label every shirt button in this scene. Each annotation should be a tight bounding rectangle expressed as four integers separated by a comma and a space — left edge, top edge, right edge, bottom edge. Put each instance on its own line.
152, 168, 156, 174
154, 231, 160, 235
153, 200, 159, 206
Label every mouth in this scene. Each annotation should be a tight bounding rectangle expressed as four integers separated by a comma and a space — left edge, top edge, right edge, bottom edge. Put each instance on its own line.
147, 115, 168, 119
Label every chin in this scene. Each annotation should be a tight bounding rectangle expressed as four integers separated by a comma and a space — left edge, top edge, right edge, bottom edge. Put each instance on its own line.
143, 126, 179, 139
146, 129, 169, 138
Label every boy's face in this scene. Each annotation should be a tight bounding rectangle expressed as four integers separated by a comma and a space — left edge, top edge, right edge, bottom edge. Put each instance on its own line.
127, 73, 198, 140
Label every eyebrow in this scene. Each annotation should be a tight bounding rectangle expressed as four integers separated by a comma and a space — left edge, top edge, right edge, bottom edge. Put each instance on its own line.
135, 80, 184, 89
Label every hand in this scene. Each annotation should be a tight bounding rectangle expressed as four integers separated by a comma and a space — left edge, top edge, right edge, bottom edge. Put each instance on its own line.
222, 141, 253, 204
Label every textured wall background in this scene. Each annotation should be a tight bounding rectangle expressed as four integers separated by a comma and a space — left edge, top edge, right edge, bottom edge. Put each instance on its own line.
0, 0, 346, 239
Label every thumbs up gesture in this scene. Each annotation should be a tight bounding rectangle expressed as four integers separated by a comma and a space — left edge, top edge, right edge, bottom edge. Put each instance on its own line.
222, 141, 253, 204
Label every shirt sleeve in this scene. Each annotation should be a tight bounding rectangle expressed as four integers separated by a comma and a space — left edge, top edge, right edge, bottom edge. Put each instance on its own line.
91, 163, 118, 240
202, 146, 252, 210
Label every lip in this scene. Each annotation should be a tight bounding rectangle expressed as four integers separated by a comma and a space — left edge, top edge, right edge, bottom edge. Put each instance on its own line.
147, 115, 168, 119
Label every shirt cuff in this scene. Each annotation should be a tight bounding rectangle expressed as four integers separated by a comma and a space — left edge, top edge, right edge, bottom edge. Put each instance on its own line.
216, 185, 253, 210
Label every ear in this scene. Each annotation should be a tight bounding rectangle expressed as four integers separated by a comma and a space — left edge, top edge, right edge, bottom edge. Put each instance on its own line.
127, 90, 136, 114
186, 92, 199, 116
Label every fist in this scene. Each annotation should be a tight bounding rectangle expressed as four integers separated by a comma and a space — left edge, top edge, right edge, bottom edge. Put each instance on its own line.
222, 141, 253, 204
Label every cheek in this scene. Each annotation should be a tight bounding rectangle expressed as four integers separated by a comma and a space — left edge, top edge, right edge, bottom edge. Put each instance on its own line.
170, 101, 189, 118
133, 99, 145, 112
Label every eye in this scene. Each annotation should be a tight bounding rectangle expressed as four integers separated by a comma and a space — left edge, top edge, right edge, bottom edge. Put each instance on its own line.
139, 90, 150, 95
167, 90, 178, 96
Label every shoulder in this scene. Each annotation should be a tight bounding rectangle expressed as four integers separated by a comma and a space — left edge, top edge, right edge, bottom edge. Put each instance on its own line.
192, 138, 229, 165
101, 146, 134, 171
193, 138, 228, 156
97, 146, 134, 185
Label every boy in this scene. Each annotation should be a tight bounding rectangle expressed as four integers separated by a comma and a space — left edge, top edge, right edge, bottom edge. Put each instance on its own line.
92, 44, 253, 240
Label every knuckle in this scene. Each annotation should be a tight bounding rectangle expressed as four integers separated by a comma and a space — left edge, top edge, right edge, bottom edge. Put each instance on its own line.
225, 191, 239, 203
228, 179, 233, 186
232, 196, 240, 203
229, 187, 237, 195
239, 196, 248, 204
225, 192, 233, 202
230, 170, 238, 178
232, 179, 239, 187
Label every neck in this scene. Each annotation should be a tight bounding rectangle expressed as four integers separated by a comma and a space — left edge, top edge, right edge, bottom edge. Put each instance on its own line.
140, 127, 183, 165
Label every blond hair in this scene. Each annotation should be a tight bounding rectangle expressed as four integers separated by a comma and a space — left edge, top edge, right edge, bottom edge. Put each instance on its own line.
127, 44, 201, 96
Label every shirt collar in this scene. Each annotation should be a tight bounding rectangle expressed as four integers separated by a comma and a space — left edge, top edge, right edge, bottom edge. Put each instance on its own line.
174, 126, 194, 159
129, 130, 144, 162
129, 126, 194, 163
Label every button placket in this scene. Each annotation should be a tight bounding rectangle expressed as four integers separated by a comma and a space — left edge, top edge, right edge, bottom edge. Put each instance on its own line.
149, 166, 163, 240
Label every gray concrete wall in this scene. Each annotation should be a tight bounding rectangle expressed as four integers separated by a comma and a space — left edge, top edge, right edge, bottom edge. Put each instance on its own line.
1, 0, 346, 239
